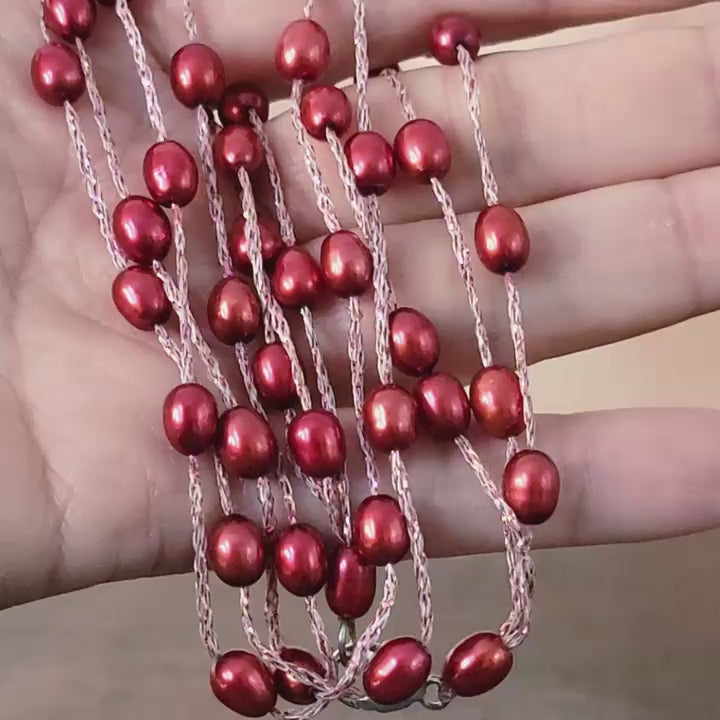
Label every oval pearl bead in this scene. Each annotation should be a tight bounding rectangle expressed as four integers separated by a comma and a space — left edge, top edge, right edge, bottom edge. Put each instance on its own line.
220, 82, 270, 125
300, 85, 352, 141
353, 495, 409, 566
414, 373, 470, 441
43, 0, 96, 41
443, 632, 513, 697
326, 546, 377, 619
170, 43, 225, 108
429, 14, 481, 66
394, 119, 452, 182
213, 125, 264, 175
503, 450, 560, 525
363, 638, 432, 706
271, 248, 323, 308
389, 308, 440, 377
112, 266, 172, 331
229, 216, 283, 273
208, 514, 266, 587
344, 131, 396, 197
474, 205, 530, 274
469, 366, 525, 439
31, 43, 85, 106
363, 384, 417, 452
112, 196, 171, 265
207, 276, 262, 345
163, 383, 218, 456
275, 647, 325, 706
288, 410, 346, 478
143, 141, 198, 208
274, 524, 328, 597
216, 407, 278, 479
211, 651, 277, 718
320, 231, 372, 298
252, 342, 296, 410
275, 19, 330, 82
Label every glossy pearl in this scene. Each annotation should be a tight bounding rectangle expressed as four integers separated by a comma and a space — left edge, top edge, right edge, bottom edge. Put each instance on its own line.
251, 342, 296, 410
503, 450, 560, 525
363, 384, 417, 452
300, 85, 352, 141
143, 141, 198, 208
213, 125, 264, 175
389, 308, 440, 377
353, 495, 409, 566
207, 276, 262, 345
326, 546, 377, 619
211, 651, 277, 718
220, 82, 270, 125
288, 410, 346, 478
271, 247, 323, 308
275, 647, 325, 706
112, 196, 171, 265
43, 0, 96, 41
394, 119, 452, 182
442, 632, 513, 697
208, 514, 266, 587
31, 43, 85, 106
163, 383, 218, 456
216, 407, 278, 479
275, 19, 331, 82
112, 266, 172, 331
170, 43, 225, 108
474, 205, 530, 274
414, 373, 470, 441
469, 366, 525, 439
274, 524, 328, 597
229, 216, 283, 273
320, 231, 372, 298
363, 638, 432, 706
429, 14, 481, 66
344, 132, 396, 197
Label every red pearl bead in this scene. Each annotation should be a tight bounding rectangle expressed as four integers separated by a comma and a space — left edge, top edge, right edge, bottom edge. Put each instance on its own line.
300, 85, 352, 141
251, 342, 296, 410
320, 231, 372, 298
442, 632, 513, 697
271, 247, 323, 308
112, 266, 172, 331
469, 366, 525, 439
163, 383, 218, 456
474, 205, 530, 274
217, 407, 278, 479
220, 82, 270, 126
288, 410, 346, 478
112, 196, 171, 265
143, 141, 198, 208
275, 19, 331, 82
389, 308, 440, 377
326, 546, 377, 619
213, 125, 264, 175
414, 373, 470, 441
344, 132, 396, 197
274, 524, 328, 597
208, 514, 266, 587
429, 14, 481, 66
229, 215, 283, 273
353, 495, 409, 566
363, 384, 417, 452
275, 648, 325, 706
503, 450, 560, 525
31, 43, 85, 106
394, 119, 452, 182
43, 0, 96, 41
211, 651, 277, 718
207, 276, 261, 345
170, 43, 225, 108
363, 638, 432, 706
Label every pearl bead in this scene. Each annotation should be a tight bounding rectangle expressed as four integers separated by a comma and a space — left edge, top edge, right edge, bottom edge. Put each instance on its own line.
353, 494, 409, 566
211, 651, 277, 718
414, 373, 470, 441
143, 141, 198, 208
389, 308, 440, 377
503, 450, 560, 525
363, 384, 417, 452
207, 276, 262, 345
213, 125, 264, 175
429, 14, 481, 66
112, 196, 171, 265
229, 215, 283, 273
170, 43, 225, 108
320, 231, 372, 298
443, 632, 513, 697
251, 342, 297, 410
275, 19, 330, 82
220, 82, 270, 125
300, 85, 352, 141
216, 407, 278, 479
163, 383, 218, 456
43, 0, 96, 41
274, 524, 328, 597
208, 514, 266, 588
271, 247, 323, 308
288, 410, 346, 478
326, 546, 377, 619
394, 119, 452, 182
469, 366, 525, 439
344, 132, 396, 197
474, 205, 530, 274
363, 638, 432, 706
275, 648, 325, 706
31, 43, 85, 106
112, 266, 172, 331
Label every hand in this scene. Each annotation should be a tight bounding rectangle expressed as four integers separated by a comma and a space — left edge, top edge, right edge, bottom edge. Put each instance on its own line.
2, 0, 718, 609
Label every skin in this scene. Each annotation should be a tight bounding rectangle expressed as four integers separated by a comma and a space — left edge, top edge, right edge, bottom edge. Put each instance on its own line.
1, 0, 719, 610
